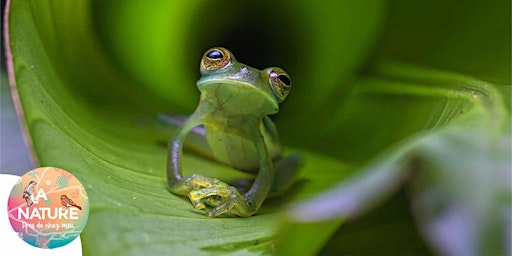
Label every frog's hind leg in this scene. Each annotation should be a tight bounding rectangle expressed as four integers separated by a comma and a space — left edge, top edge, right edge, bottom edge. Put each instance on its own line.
271, 152, 304, 194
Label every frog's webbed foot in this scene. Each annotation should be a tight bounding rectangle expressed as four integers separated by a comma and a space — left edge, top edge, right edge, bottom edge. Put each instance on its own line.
184, 174, 246, 217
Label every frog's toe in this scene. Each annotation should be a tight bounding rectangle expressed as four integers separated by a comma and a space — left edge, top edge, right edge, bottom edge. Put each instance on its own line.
190, 197, 206, 210
185, 174, 225, 191
207, 200, 236, 217
188, 186, 243, 217
189, 189, 218, 208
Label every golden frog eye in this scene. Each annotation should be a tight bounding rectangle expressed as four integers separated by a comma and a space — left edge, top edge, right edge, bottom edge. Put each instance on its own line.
200, 47, 231, 71
268, 68, 292, 102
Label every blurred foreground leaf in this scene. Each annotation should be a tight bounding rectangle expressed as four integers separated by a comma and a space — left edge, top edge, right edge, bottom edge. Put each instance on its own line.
281, 64, 511, 255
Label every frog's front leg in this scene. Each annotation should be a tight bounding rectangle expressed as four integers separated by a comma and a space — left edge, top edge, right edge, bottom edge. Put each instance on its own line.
182, 129, 274, 217
165, 108, 244, 216
167, 108, 206, 194
167, 104, 273, 217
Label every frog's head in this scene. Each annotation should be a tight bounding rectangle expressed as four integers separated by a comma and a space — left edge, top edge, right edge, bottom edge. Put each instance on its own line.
197, 47, 291, 116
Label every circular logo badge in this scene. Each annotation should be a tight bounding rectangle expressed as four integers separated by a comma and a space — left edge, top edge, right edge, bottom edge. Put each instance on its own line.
7, 167, 89, 249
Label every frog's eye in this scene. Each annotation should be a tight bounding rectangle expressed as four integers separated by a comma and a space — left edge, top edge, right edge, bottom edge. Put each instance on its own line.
268, 68, 292, 102
201, 47, 231, 71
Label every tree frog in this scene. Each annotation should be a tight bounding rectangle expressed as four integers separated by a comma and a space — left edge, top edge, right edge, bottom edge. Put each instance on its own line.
167, 47, 301, 217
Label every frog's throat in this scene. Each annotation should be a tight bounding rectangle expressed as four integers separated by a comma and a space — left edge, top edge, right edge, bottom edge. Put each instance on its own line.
197, 79, 279, 115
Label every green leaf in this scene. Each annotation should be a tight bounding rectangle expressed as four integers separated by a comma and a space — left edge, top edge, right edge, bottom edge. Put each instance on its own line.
5, 0, 510, 255
5, 0, 375, 254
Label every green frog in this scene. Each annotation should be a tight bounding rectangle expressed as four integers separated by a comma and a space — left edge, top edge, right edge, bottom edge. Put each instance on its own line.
167, 47, 301, 217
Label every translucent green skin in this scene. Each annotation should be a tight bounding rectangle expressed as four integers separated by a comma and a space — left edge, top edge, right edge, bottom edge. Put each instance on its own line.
167, 49, 300, 217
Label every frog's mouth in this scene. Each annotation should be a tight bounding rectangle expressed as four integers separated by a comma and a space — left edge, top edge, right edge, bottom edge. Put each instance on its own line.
196, 78, 279, 115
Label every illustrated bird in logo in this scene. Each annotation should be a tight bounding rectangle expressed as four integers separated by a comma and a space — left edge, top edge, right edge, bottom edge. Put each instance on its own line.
60, 195, 82, 210
22, 181, 37, 207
